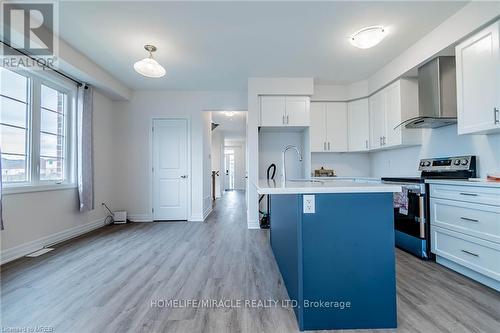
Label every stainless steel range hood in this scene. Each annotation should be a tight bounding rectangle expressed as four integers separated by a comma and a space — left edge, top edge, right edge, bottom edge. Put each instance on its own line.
403, 56, 457, 128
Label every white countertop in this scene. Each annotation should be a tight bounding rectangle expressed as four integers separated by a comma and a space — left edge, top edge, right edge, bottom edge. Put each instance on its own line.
425, 179, 500, 188
256, 179, 401, 195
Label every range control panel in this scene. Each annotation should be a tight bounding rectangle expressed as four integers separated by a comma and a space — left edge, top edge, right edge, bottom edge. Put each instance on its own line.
418, 155, 475, 172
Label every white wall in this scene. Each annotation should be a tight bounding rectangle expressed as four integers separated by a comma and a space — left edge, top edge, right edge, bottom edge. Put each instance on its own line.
311, 153, 371, 177
258, 130, 306, 181
370, 126, 500, 178
226, 139, 247, 190
112, 91, 246, 222
1, 91, 117, 262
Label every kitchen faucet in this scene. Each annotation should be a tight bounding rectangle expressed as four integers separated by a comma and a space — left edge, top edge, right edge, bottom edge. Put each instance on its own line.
281, 145, 303, 183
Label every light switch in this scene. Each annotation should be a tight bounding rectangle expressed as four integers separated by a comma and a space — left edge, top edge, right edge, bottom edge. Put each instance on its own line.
303, 195, 315, 214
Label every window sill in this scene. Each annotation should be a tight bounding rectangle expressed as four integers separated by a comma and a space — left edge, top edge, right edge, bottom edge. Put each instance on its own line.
2, 183, 77, 195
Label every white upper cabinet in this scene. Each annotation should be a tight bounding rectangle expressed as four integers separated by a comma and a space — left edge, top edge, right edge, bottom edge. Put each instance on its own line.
286, 96, 310, 126
456, 20, 500, 135
326, 102, 348, 152
310, 102, 327, 151
310, 102, 347, 152
348, 99, 370, 151
260, 96, 310, 127
369, 91, 385, 149
369, 79, 421, 150
260, 96, 285, 126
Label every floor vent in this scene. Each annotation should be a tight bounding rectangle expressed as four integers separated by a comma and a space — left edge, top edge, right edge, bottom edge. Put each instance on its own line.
26, 248, 55, 257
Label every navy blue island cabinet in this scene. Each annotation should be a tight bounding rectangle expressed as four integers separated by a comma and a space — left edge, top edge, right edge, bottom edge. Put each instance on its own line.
269, 192, 397, 331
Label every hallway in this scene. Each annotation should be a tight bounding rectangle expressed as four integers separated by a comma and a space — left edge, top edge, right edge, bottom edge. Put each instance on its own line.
1, 191, 499, 332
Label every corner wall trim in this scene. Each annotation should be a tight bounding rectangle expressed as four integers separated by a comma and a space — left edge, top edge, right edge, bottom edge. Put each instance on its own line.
0, 218, 106, 265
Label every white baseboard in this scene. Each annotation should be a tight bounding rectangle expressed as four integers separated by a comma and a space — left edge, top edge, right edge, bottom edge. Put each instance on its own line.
247, 219, 260, 229
0, 217, 106, 265
128, 214, 153, 222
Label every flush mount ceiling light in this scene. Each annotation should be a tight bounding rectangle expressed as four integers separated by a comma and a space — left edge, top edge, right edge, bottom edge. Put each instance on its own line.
349, 26, 387, 49
224, 111, 235, 117
133, 45, 166, 78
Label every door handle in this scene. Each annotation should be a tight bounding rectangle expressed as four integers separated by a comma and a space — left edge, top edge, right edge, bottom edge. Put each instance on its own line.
461, 249, 479, 257
494, 107, 499, 124
460, 217, 479, 223
459, 192, 478, 197
180, 175, 188, 179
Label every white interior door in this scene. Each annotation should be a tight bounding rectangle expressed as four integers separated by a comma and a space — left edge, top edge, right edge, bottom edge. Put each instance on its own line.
153, 119, 188, 220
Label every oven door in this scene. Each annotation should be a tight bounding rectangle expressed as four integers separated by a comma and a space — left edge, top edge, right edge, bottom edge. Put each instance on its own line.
392, 184, 425, 239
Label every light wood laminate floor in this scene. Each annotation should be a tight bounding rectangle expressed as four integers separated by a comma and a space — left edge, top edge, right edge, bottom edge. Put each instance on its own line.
1, 191, 499, 332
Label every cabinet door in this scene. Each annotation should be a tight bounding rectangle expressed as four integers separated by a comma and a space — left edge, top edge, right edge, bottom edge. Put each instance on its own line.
456, 20, 500, 134
310, 102, 327, 152
347, 99, 369, 151
369, 92, 385, 149
286, 96, 310, 126
260, 96, 286, 126
326, 102, 348, 151
384, 82, 403, 147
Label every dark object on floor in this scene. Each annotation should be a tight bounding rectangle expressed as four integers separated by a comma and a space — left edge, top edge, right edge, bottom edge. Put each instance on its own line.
259, 163, 276, 229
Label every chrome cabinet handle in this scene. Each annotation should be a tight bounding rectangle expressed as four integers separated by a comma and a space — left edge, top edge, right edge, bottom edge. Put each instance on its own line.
180, 175, 188, 179
460, 192, 478, 196
460, 217, 479, 222
461, 249, 479, 257
286, 115, 289, 124
494, 107, 499, 124
323, 142, 326, 151
328, 142, 330, 150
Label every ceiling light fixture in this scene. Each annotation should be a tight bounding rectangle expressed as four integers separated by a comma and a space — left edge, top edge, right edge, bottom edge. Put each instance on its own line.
349, 26, 387, 49
224, 111, 235, 117
134, 45, 166, 78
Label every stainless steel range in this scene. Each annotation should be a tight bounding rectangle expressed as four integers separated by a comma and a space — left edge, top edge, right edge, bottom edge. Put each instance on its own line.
382, 155, 476, 259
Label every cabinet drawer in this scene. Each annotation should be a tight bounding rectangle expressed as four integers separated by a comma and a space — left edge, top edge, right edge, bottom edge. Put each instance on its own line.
431, 226, 500, 281
430, 184, 500, 206
430, 198, 500, 243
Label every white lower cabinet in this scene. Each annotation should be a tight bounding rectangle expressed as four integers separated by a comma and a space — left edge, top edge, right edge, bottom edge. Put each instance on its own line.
430, 183, 500, 291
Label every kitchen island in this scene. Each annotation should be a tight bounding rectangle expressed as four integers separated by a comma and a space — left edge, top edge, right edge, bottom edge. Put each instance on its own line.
256, 179, 401, 331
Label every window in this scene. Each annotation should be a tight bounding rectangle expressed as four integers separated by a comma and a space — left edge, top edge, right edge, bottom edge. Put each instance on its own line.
0, 67, 75, 191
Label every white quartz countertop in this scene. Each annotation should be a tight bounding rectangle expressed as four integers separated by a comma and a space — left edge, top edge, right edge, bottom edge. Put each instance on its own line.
256, 179, 401, 194
425, 179, 500, 188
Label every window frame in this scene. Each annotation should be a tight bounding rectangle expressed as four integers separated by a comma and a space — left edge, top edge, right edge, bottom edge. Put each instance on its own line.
1, 67, 77, 194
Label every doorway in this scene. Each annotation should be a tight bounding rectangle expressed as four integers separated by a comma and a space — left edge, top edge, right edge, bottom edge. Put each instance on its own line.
152, 118, 189, 220
210, 111, 247, 200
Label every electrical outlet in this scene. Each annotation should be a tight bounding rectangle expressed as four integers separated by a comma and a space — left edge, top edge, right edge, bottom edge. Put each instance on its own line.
303, 195, 315, 214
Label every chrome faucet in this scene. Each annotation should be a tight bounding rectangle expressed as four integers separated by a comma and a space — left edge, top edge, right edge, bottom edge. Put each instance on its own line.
281, 145, 303, 183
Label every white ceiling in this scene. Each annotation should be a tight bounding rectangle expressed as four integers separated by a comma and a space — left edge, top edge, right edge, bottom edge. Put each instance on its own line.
58, 1, 467, 91
212, 111, 246, 140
